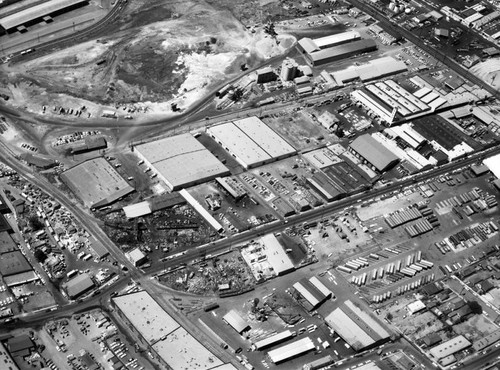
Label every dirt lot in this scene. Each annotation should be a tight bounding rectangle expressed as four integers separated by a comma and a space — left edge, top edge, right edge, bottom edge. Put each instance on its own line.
0, 0, 295, 119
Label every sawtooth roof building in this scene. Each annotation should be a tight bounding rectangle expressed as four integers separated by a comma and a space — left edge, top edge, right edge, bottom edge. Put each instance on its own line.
135, 133, 230, 191
349, 134, 399, 172
0, 0, 88, 32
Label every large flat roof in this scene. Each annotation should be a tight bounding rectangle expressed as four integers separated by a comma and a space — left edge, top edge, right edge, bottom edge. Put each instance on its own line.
0, 0, 88, 30
314, 31, 361, 48
429, 335, 471, 360
484, 153, 500, 179
309, 39, 377, 63
0, 341, 18, 369
0, 232, 17, 254
152, 327, 224, 370
0, 251, 32, 277
254, 330, 294, 350
60, 158, 134, 208
136, 133, 229, 190
208, 122, 271, 168
350, 134, 399, 172
267, 337, 315, 363
261, 234, 295, 275
233, 117, 296, 159
112, 291, 180, 343
325, 308, 375, 350
66, 273, 94, 298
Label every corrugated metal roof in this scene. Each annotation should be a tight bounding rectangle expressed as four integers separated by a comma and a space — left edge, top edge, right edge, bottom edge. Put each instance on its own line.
429, 335, 471, 359
123, 201, 151, 219
314, 31, 360, 48
350, 134, 399, 172
267, 337, 315, 363
66, 273, 94, 298
309, 39, 377, 63
223, 310, 249, 333
298, 38, 320, 54
0, 0, 87, 30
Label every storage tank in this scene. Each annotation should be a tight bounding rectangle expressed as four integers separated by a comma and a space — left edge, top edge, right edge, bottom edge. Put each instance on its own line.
405, 8, 411, 14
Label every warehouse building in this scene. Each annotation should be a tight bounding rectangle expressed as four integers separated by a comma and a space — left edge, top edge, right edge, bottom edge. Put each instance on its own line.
0, 341, 17, 369
429, 335, 471, 361
332, 56, 407, 85
325, 300, 390, 351
60, 158, 134, 208
0, 0, 89, 32
223, 310, 249, 334
179, 189, 223, 232
351, 89, 396, 124
267, 337, 315, 364
0, 251, 32, 277
254, 330, 294, 350
125, 248, 147, 267
307, 172, 346, 202
261, 234, 295, 275
292, 276, 333, 310
215, 177, 247, 200
135, 133, 229, 191
65, 273, 94, 299
207, 117, 296, 169
297, 31, 361, 54
305, 39, 377, 66
112, 291, 228, 370
349, 134, 399, 172
303, 355, 335, 370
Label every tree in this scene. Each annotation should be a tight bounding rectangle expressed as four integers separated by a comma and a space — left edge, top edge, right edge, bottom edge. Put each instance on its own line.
468, 300, 483, 314
34, 249, 47, 263
28, 215, 44, 231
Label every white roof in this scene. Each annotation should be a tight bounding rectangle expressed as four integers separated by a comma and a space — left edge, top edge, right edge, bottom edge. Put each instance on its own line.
314, 31, 360, 48
254, 330, 294, 350
484, 153, 500, 179
125, 248, 146, 264
325, 308, 375, 350
428, 97, 447, 110
223, 310, 249, 333
123, 201, 151, 219
0, 0, 87, 30
267, 337, 315, 363
261, 234, 295, 275
152, 327, 224, 370
233, 117, 296, 159
414, 87, 431, 98
421, 91, 440, 104
407, 299, 426, 314
302, 147, 343, 169
293, 281, 321, 307
207, 122, 270, 168
136, 133, 229, 189
179, 189, 223, 232
112, 291, 180, 343
429, 335, 471, 359
309, 276, 332, 297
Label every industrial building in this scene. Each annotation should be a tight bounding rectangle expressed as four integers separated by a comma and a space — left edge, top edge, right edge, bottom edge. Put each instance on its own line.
65, 273, 94, 299
261, 234, 295, 275
60, 158, 134, 208
303, 356, 335, 370
223, 310, 249, 334
305, 39, 377, 66
207, 117, 296, 169
254, 330, 294, 350
267, 337, 315, 364
0, 251, 32, 277
325, 300, 390, 351
292, 276, 333, 310
307, 172, 346, 202
332, 56, 407, 85
429, 335, 471, 360
125, 248, 147, 267
349, 134, 399, 172
256, 67, 277, 84
215, 177, 247, 200
351, 89, 396, 124
135, 133, 230, 191
112, 291, 228, 370
179, 189, 223, 232
297, 31, 361, 54
123, 201, 152, 219
0, 0, 89, 32
280, 58, 298, 81
0, 341, 17, 369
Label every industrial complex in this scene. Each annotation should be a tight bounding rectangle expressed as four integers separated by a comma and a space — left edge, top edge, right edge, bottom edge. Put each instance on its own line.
3, 0, 500, 369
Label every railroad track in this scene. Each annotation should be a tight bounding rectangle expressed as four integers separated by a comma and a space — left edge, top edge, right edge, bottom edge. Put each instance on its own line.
9, 0, 127, 64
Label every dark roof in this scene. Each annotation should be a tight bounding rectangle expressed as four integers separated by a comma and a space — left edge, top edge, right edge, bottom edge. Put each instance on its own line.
0, 231, 17, 254
309, 39, 377, 63
0, 251, 32, 276
66, 273, 94, 298
149, 192, 186, 212
478, 280, 495, 293
0, 213, 12, 233
0, 193, 10, 214
421, 282, 443, 296
350, 134, 399, 171
19, 153, 57, 168
307, 172, 346, 201
7, 334, 34, 353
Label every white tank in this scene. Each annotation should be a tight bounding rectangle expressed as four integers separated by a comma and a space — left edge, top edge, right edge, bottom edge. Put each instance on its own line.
405, 8, 411, 14
388, 2, 396, 11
